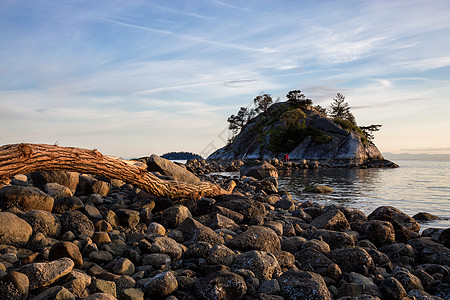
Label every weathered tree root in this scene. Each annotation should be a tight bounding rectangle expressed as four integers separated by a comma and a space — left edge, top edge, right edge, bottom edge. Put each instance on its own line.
0, 143, 235, 199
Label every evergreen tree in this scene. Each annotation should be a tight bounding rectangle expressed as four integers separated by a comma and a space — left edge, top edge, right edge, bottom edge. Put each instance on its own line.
253, 94, 273, 113
329, 93, 356, 125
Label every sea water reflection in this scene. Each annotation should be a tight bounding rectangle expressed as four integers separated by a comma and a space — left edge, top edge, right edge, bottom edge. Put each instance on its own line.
278, 160, 450, 230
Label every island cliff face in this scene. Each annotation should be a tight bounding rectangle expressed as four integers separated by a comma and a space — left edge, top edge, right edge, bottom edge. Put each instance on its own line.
208, 102, 395, 167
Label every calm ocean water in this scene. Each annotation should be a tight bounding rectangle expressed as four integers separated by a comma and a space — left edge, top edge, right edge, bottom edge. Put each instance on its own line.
278, 160, 450, 230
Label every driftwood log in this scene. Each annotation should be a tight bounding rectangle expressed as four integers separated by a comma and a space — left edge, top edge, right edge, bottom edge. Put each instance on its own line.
0, 143, 235, 199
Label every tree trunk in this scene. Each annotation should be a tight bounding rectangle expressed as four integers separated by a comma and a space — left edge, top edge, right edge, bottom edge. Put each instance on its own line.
0, 143, 234, 199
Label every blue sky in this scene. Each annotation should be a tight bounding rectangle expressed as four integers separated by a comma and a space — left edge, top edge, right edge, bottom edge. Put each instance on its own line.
1, 0, 450, 158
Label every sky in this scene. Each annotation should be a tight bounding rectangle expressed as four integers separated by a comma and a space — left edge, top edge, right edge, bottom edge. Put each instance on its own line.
1, 0, 450, 158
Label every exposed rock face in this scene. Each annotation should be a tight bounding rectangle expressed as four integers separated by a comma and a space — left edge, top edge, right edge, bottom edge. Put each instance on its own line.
147, 154, 200, 183
208, 102, 395, 167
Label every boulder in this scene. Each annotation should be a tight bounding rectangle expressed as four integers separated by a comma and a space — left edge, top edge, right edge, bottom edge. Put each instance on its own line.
161, 205, 192, 228
32, 285, 75, 300
147, 154, 200, 183
143, 271, 178, 298
277, 270, 331, 300
304, 184, 333, 194
150, 237, 183, 260
0, 185, 54, 212
232, 250, 281, 280
368, 206, 420, 232
308, 229, 355, 249
329, 247, 374, 273
21, 210, 61, 238
379, 277, 406, 299
226, 226, 281, 252
393, 270, 423, 292
115, 209, 140, 229
177, 217, 224, 245
52, 196, 84, 214
294, 248, 334, 270
0, 212, 33, 247
407, 237, 450, 265
49, 241, 83, 268
240, 162, 278, 179
310, 209, 351, 231
17, 257, 74, 290
0, 271, 29, 300
413, 212, 442, 221
215, 195, 266, 221
195, 271, 247, 300
360, 220, 395, 247
44, 183, 73, 200
30, 170, 79, 192
207, 244, 236, 266
60, 210, 95, 237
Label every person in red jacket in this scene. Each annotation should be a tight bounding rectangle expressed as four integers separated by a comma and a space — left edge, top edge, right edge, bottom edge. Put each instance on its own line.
283, 154, 290, 162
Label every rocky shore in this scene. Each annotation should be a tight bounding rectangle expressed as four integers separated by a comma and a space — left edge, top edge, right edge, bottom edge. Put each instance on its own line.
0, 158, 448, 299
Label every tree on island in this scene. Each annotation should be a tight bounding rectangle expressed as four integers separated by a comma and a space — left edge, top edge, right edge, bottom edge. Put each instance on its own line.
360, 124, 382, 143
286, 90, 313, 106
227, 107, 257, 143
253, 94, 274, 113
329, 93, 356, 125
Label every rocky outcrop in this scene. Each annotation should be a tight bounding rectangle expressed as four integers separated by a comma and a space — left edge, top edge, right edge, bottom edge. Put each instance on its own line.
147, 154, 200, 183
208, 102, 396, 167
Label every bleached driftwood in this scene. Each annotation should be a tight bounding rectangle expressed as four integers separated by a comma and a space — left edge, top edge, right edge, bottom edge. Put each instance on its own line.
0, 143, 234, 199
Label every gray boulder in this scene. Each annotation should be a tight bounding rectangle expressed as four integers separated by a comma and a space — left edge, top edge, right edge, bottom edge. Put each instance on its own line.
232, 250, 281, 280
17, 258, 74, 290
147, 154, 200, 183
226, 226, 281, 253
240, 162, 278, 179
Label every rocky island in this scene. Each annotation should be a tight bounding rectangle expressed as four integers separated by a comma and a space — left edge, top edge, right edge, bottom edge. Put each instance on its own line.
209, 91, 397, 168
0, 144, 448, 299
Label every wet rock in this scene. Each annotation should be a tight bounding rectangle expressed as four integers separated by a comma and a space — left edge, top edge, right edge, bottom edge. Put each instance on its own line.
60, 210, 95, 237
360, 220, 395, 247
52, 196, 84, 214
368, 206, 420, 232
277, 270, 331, 300
177, 217, 224, 245
17, 257, 74, 290
115, 209, 140, 229
413, 212, 442, 221
144, 271, 178, 298
161, 205, 192, 228
329, 247, 374, 274
0, 212, 33, 247
195, 271, 247, 300
310, 209, 351, 231
22, 209, 61, 238
379, 277, 406, 299
304, 184, 333, 194
147, 154, 200, 183
0, 271, 29, 300
0, 185, 54, 212
49, 241, 83, 268
407, 237, 450, 265
232, 250, 281, 280
151, 237, 183, 260
227, 226, 280, 252
240, 162, 278, 180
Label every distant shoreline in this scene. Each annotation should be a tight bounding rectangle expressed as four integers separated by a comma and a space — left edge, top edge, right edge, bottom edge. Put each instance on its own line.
383, 152, 450, 161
